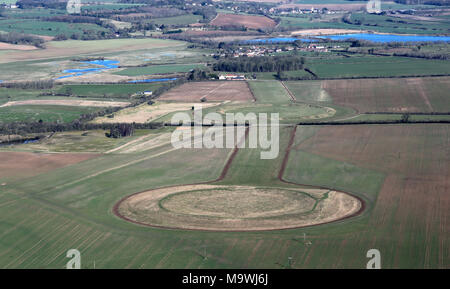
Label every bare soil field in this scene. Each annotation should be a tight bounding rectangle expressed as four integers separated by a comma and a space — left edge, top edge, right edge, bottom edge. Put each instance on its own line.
278, 3, 366, 11
0, 42, 37, 51
0, 99, 130, 108
159, 81, 254, 102
0, 152, 98, 181
54, 73, 131, 83
210, 14, 277, 29
297, 124, 450, 268
323, 77, 450, 113
116, 184, 361, 231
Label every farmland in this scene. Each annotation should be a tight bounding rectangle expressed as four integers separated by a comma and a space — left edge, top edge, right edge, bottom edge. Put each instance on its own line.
210, 14, 277, 29
283, 124, 449, 268
114, 64, 205, 77
0, 38, 185, 64
0, 0, 449, 272
0, 105, 106, 123
159, 81, 254, 102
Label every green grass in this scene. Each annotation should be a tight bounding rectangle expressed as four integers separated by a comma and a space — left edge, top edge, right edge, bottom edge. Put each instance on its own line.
284, 80, 332, 103
279, 12, 450, 35
307, 57, 450, 78
0, 105, 103, 123
56, 83, 166, 98
0, 129, 165, 153
0, 124, 447, 268
0, 19, 109, 37
285, 149, 384, 201
247, 80, 292, 104
114, 64, 204, 76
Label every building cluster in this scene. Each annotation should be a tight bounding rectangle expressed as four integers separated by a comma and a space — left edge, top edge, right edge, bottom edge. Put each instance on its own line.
299, 44, 329, 52
212, 45, 296, 58
0, 3, 18, 9
219, 74, 245, 80
269, 7, 337, 15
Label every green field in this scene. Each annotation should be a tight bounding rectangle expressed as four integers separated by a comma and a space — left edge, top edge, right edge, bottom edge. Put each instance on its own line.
0, 105, 104, 123
279, 12, 450, 35
56, 83, 166, 98
0, 19, 109, 37
114, 64, 204, 77
247, 81, 291, 104
1, 123, 447, 268
307, 57, 450, 78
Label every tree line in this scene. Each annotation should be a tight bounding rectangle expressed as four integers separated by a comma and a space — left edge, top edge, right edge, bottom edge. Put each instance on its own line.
0, 32, 45, 48
213, 55, 306, 73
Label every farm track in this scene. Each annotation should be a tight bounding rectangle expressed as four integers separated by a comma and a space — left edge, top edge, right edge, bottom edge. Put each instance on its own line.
113, 125, 366, 231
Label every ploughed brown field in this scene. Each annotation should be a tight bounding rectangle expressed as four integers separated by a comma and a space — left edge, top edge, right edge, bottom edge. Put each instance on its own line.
297, 124, 449, 268
323, 77, 450, 113
158, 81, 255, 102
0, 152, 99, 181
210, 13, 277, 29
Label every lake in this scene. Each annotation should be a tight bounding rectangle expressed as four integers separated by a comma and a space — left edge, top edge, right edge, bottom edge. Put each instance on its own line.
55, 60, 120, 80
317, 33, 450, 43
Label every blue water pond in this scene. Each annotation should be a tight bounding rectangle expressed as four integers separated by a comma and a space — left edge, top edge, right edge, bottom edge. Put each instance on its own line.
317, 33, 450, 43
55, 60, 120, 79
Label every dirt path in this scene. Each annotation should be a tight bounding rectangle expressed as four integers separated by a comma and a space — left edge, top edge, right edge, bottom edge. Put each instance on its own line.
105, 134, 153, 154
407, 78, 434, 112
280, 81, 297, 102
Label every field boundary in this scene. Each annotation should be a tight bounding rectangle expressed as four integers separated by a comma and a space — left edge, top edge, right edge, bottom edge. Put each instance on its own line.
278, 126, 367, 226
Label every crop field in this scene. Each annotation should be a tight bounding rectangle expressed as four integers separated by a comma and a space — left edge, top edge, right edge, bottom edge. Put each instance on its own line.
92, 101, 220, 124
114, 64, 204, 77
0, 121, 448, 268
0, 105, 106, 123
159, 81, 255, 102
279, 11, 450, 35
247, 81, 291, 104
0, 38, 185, 64
0, 0, 449, 271
210, 14, 277, 29
56, 83, 165, 98
322, 77, 450, 113
0, 19, 109, 37
0, 99, 129, 108
0, 151, 98, 183
0, 129, 171, 154
283, 124, 449, 268
306, 57, 450, 79
146, 14, 203, 26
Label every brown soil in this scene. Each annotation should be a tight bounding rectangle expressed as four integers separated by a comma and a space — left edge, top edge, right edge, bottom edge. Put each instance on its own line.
159, 81, 254, 102
0, 99, 130, 108
0, 152, 99, 181
211, 14, 277, 29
